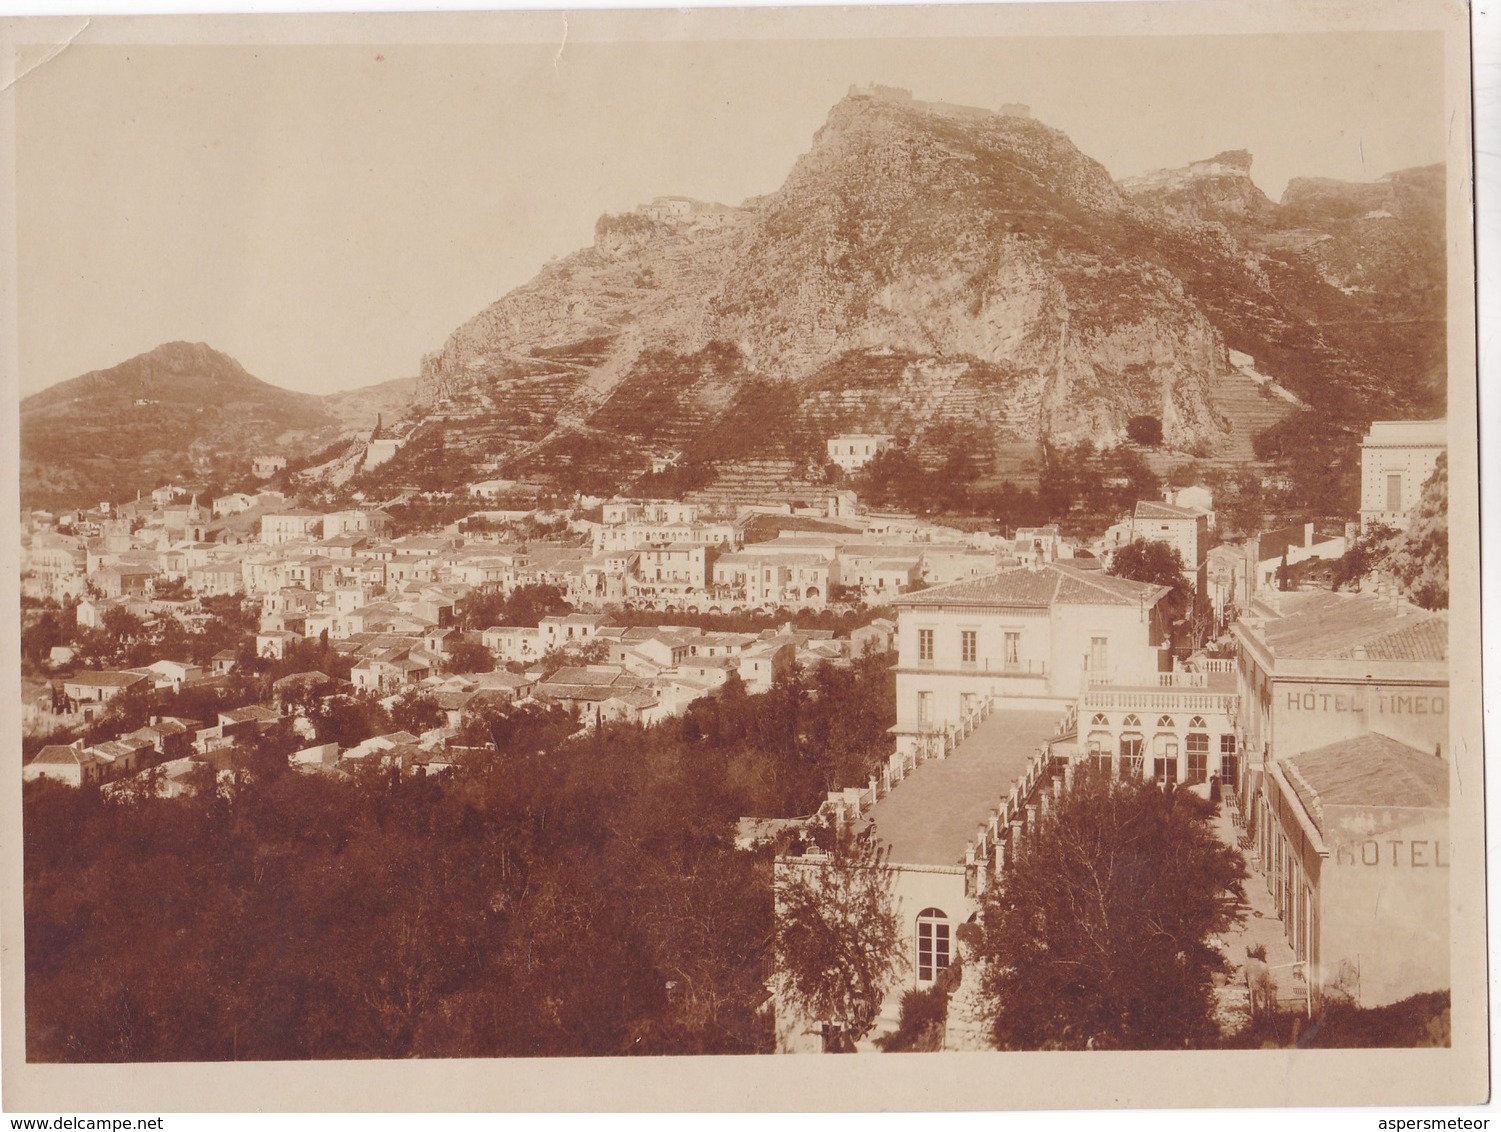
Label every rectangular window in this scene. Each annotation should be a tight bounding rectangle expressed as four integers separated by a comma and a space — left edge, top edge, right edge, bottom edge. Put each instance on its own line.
1090, 636, 1108, 673
918, 628, 934, 661
918, 691, 934, 724
1186, 736, 1209, 784
917, 918, 950, 983
1387, 472, 1403, 512
1004, 632, 1020, 667
961, 630, 977, 664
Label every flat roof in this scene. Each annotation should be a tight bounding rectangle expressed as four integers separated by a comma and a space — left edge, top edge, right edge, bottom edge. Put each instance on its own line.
1362, 419, 1446, 446
859, 708, 1061, 867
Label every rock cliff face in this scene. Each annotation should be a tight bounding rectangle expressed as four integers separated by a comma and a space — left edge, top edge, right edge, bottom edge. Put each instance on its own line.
413, 89, 1444, 493
1119, 150, 1280, 227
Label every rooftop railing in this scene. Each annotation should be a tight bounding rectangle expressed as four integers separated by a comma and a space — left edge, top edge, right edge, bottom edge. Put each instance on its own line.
1087, 670, 1207, 689
1081, 688, 1238, 716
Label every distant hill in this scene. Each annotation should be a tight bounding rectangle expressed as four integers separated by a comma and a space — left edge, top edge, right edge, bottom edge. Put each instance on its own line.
21, 341, 338, 510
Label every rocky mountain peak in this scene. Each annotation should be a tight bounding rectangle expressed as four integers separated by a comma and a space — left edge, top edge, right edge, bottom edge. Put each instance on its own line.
1117, 149, 1277, 226
397, 88, 1442, 500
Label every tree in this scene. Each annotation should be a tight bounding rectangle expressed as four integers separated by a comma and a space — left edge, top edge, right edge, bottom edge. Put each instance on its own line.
1126, 415, 1163, 447
1217, 470, 1266, 538
773, 830, 905, 1047
311, 692, 393, 747
1108, 538, 1191, 619
152, 576, 190, 601
21, 609, 65, 668
1183, 593, 1217, 651
974, 768, 1245, 1050
391, 689, 445, 736
446, 638, 496, 675
502, 584, 572, 628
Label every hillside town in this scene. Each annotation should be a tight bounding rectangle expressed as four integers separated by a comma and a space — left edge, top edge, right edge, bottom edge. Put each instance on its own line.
18, 406, 1452, 1053
12, 37, 1472, 1080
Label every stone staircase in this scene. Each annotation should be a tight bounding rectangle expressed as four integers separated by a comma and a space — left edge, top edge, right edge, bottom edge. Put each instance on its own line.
1205, 368, 1295, 464
684, 458, 827, 510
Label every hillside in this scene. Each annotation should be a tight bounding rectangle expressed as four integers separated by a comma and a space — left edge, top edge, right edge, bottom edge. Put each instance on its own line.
405, 88, 1443, 502
323, 375, 419, 433
21, 342, 339, 510
25, 91, 1442, 513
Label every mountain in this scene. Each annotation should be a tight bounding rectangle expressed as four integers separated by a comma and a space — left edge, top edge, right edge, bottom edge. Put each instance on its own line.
1117, 150, 1280, 227
406, 87, 1444, 501
1120, 155, 1446, 415
323, 375, 420, 433
21, 342, 339, 510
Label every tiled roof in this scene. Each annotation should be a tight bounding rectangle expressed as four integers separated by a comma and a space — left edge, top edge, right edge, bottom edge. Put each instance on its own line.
609, 688, 659, 709
544, 666, 628, 687
1258, 591, 1447, 662
1362, 618, 1449, 662
894, 564, 1169, 609
470, 671, 532, 690
272, 670, 336, 690
33, 745, 91, 765
1133, 500, 1201, 520
1282, 734, 1448, 835
64, 670, 149, 688
221, 705, 280, 724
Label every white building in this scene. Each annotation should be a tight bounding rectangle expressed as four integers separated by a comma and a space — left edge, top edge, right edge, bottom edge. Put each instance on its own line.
1126, 500, 1209, 591
826, 434, 895, 475
260, 509, 325, 547
889, 563, 1171, 758
1359, 419, 1446, 530
639, 196, 694, 223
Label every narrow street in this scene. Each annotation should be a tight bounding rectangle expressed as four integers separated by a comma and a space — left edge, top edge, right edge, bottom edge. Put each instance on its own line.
1206, 790, 1304, 1036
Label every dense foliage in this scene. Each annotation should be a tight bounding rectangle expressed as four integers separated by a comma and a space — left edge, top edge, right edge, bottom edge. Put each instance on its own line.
1251, 412, 1361, 517
974, 770, 1245, 1050
773, 832, 904, 1045
1107, 537, 1193, 621
853, 438, 1160, 533
1224, 990, 1451, 1049
24, 652, 896, 1061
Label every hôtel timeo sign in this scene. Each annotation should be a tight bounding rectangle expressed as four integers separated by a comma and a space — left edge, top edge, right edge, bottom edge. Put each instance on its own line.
1283, 685, 1446, 718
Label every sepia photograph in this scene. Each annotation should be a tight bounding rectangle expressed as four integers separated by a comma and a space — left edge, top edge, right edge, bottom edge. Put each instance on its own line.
0, 0, 1485, 1114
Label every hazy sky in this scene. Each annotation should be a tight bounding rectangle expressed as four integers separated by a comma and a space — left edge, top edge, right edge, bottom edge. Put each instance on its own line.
16, 27, 1447, 397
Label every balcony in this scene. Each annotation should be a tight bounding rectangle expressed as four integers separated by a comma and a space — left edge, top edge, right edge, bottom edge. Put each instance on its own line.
1081, 686, 1238, 717
905, 658, 1047, 677
1086, 668, 1237, 692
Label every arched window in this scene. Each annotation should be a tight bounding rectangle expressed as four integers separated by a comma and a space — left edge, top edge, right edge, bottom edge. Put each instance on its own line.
1091, 713, 1109, 727
1123, 714, 1141, 728
1157, 715, 1175, 730
1189, 716, 1207, 729
916, 908, 951, 983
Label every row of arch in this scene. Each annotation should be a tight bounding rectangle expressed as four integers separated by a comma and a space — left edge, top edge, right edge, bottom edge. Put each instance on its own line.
1084, 712, 1237, 786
